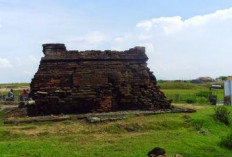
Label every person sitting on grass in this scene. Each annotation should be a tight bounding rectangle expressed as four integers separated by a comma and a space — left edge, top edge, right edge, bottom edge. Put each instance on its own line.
6, 89, 14, 101
20, 88, 29, 101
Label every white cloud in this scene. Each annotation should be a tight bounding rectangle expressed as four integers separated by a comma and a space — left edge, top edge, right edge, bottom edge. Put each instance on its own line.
137, 16, 183, 34
185, 7, 232, 26
0, 58, 12, 68
113, 7, 232, 79
137, 7, 232, 35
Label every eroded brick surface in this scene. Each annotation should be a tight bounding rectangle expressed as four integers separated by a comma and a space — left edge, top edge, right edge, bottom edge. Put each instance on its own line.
28, 44, 171, 116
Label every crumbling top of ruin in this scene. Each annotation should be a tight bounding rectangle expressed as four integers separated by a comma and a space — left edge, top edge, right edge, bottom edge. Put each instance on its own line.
28, 43, 170, 116
42, 43, 148, 61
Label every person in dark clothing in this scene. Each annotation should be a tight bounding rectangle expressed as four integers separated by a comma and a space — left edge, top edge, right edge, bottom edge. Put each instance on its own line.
6, 89, 14, 101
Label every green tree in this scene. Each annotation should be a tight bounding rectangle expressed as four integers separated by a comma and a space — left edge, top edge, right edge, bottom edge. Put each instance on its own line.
219, 76, 228, 81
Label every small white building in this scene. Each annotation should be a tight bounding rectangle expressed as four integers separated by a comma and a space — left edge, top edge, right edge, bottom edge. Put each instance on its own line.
224, 77, 232, 105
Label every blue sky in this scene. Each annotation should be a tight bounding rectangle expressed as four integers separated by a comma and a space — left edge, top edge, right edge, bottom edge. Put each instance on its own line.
1, 0, 232, 83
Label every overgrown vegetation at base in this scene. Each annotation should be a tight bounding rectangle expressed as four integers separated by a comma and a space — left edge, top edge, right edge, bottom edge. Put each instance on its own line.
214, 106, 231, 125
220, 132, 232, 150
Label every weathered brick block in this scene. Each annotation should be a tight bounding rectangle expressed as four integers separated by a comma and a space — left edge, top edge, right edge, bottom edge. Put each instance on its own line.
28, 43, 171, 116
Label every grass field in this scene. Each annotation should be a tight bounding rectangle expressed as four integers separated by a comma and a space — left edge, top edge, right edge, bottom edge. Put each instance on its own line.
0, 105, 231, 156
0, 83, 29, 89
0, 82, 231, 156
158, 82, 224, 104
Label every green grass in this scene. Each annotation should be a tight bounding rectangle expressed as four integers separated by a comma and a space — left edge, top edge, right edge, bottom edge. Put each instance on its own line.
0, 83, 29, 88
158, 82, 224, 104
158, 81, 223, 90
158, 82, 209, 89
0, 82, 230, 156
0, 105, 231, 156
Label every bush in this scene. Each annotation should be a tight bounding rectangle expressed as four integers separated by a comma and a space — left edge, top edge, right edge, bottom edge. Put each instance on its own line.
185, 98, 196, 104
220, 132, 232, 149
196, 91, 209, 98
192, 119, 204, 131
214, 106, 231, 125
196, 97, 209, 104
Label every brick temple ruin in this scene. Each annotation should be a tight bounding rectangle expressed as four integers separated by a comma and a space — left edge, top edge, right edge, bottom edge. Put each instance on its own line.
28, 44, 171, 116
